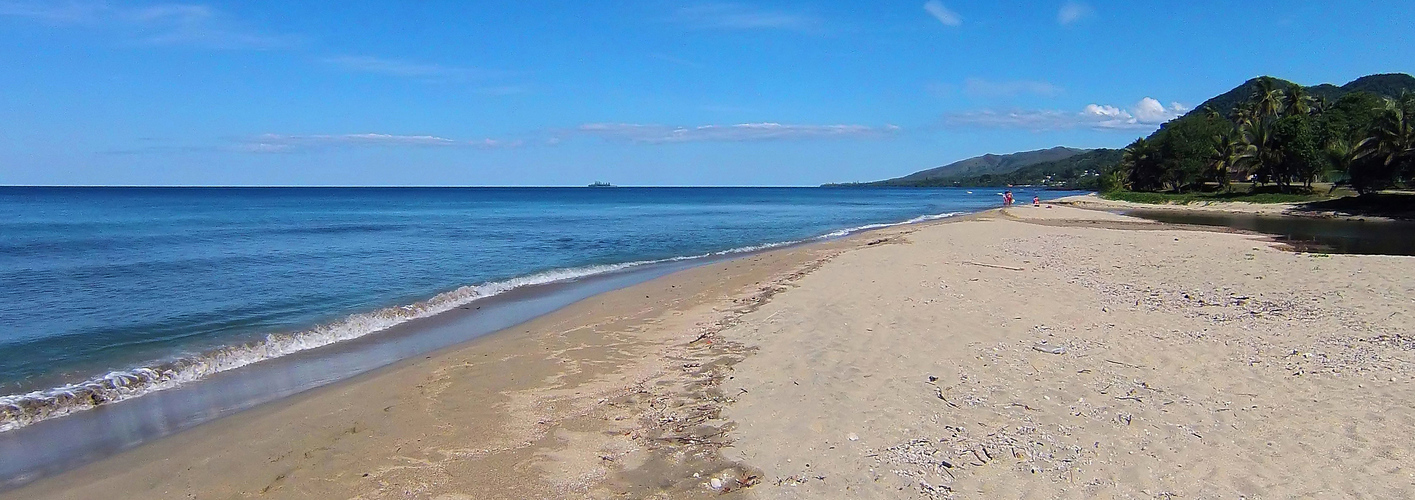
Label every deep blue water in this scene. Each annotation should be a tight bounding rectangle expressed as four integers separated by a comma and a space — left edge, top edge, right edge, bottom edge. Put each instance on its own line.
0, 186, 1080, 430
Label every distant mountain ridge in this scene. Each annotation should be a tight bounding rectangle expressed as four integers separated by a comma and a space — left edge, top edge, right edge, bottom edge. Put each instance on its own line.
852, 146, 1088, 186
827, 72, 1414, 191
1190, 73, 1415, 118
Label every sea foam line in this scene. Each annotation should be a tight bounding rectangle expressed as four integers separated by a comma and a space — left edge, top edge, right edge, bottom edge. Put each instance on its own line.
817, 212, 960, 239
0, 210, 960, 433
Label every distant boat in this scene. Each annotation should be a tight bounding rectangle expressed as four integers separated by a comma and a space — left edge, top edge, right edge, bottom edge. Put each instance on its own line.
587, 182, 614, 188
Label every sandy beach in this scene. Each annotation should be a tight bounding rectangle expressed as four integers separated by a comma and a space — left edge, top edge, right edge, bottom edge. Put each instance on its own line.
9, 204, 1414, 499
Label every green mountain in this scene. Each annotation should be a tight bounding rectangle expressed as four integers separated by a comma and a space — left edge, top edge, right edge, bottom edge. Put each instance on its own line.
877, 148, 1120, 189
828, 73, 1414, 192
1191, 73, 1415, 117
1341, 73, 1415, 97
1118, 72, 1415, 193
841, 146, 1087, 187
986, 148, 1122, 189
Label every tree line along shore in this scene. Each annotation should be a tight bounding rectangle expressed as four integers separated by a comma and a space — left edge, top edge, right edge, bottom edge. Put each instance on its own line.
829, 73, 1415, 214
1106, 75, 1414, 198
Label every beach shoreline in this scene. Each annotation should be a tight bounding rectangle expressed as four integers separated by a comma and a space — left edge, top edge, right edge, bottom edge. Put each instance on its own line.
2, 211, 926, 499
9, 205, 1413, 499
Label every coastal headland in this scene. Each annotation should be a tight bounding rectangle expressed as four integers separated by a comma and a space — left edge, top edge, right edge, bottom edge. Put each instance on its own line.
9, 203, 1413, 499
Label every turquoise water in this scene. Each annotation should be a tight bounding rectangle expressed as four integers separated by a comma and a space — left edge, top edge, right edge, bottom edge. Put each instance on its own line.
0, 186, 1082, 431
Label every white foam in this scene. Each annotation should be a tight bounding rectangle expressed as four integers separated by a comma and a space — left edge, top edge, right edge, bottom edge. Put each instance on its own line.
0, 210, 963, 433
817, 211, 961, 239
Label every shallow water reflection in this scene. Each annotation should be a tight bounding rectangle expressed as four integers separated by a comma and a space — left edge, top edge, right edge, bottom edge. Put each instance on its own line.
1122, 210, 1415, 256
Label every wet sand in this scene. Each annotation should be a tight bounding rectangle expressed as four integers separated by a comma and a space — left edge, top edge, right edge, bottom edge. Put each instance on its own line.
9, 205, 1414, 499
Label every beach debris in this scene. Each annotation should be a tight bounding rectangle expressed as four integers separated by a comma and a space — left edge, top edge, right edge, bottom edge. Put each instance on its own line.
848, 432, 860, 441
1104, 359, 1143, 369
933, 387, 961, 408
1033, 344, 1066, 355
962, 261, 1025, 271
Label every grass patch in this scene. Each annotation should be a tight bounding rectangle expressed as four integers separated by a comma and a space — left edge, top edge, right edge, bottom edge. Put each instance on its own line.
1101, 190, 1333, 205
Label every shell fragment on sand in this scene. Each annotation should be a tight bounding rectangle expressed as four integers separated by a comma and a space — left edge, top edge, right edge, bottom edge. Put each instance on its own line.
1032, 344, 1066, 355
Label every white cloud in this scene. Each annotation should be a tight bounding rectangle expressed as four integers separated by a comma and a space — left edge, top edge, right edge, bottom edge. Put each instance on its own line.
577, 123, 901, 143
1129, 97, 1187, 123
1057, 1, 1093, 25
944, 98, 1188, 131
239, 133, 522, 153
1082, 104, 1126, 118
673, 3, 823, 32
923, 1, 961, 27
0, 1, 293, 49
963, 78, 1063, 98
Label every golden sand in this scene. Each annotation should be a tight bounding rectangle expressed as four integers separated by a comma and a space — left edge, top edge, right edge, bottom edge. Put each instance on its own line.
11, 205, 1413, 499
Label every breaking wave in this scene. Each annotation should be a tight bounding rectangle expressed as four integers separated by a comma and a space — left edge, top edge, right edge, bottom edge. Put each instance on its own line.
817, 211, 960, 238
0, 210, 961, 433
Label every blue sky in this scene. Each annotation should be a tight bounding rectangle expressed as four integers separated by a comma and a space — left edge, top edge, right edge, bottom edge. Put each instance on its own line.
1, 1, 1411, 186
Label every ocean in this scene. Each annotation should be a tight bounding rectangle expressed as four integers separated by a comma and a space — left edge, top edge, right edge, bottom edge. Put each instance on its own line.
0, 186, 1082, 485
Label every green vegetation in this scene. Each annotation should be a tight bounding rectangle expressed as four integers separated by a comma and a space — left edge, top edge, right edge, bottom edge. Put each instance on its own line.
1104, 74, 1415, 197
944, 148, 1120, 189
828, 147, 1089, 188
826, 147, 1118, 189
826, 73, 1415, 203
1101, 188, 1334, 205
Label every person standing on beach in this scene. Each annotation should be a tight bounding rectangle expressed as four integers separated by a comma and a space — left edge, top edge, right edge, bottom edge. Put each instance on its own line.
1002, 191, 1013, 206
1033, 195, 1040, 207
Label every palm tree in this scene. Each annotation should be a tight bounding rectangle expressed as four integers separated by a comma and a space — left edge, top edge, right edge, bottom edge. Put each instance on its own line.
1355, 91, 1415, 188
1326, 137, 1358, 186
1240, 119, 1280, 185
1283, 84, 1312, 116
1119, 137, 1162, 191
1229, 102, 1256, 129
1210, 130, 1249, 189
1314, 95, 1332, 115
1251, 77, 1285, 119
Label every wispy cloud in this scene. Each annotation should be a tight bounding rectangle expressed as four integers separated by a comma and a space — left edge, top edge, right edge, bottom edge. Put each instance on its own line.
0, 1, 104, 22
238, 133, 523, 153
322, 56, 506, 81
470, 85, 529, 96
943, 98, 1188, 131
0, 1, 294, 49
576, 123, 900, 144
963, 78, 1063, 98
1057, 1, 1093, 25
923, 1, 961, 27
126, 4, 292, 49
232, 124, 893, 152
672, 3, 823, 32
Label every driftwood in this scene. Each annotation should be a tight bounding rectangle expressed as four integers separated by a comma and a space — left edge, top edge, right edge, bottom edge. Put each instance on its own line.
962, 261, 1025, 271
1105, 359, 1144, 369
